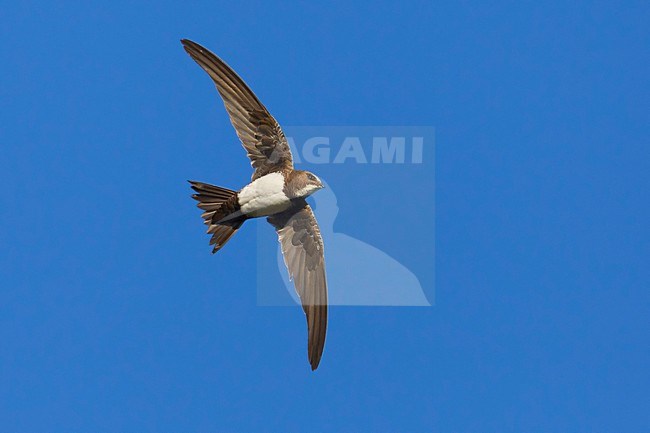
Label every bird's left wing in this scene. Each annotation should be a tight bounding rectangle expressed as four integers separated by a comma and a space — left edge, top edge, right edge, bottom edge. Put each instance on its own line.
268, 202, 328, 370
181, 39, 293, 180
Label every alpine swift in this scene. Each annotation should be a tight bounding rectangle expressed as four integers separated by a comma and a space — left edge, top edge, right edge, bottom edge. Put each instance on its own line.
182, 39, 328, 370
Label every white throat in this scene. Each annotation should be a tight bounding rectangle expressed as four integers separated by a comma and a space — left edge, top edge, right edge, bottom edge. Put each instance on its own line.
295, 184, 321, 198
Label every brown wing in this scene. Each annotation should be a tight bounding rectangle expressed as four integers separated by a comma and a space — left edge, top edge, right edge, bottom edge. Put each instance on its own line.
268, 202, 328, 370
181, 39, 293, 180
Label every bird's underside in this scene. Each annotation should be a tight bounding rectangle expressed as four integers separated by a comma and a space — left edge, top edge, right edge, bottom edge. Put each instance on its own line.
183, 38, 328, 370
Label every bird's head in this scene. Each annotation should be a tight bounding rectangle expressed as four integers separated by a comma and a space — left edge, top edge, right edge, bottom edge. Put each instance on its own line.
288, 170, 325, 199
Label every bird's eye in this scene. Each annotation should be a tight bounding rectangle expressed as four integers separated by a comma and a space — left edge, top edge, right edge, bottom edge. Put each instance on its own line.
307, 174, 316, 181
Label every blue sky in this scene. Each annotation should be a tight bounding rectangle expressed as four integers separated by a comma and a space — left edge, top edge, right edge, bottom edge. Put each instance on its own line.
1, 1, 649, 432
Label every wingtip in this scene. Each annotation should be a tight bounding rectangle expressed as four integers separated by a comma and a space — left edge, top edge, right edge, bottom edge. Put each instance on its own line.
180, 39, 199, 55
181, 39, 202, 51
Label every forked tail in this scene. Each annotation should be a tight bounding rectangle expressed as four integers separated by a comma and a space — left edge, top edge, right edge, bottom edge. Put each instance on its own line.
189, 180, 245, 253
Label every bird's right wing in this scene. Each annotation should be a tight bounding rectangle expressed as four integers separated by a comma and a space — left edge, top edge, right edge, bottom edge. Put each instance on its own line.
268, 202, 328, 370
182, 39, 293, 180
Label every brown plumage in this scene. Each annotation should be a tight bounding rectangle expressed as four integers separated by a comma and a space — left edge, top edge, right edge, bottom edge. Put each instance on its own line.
183, 39, 329, 370
268, 202, 328, 369
189, 181, 244, 253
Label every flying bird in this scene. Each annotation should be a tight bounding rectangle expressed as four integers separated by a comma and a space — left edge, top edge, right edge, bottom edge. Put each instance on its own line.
182, 39, 328, 370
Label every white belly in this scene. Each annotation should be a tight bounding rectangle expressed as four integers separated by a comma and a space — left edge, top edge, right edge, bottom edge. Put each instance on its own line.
238, 172, 291, 217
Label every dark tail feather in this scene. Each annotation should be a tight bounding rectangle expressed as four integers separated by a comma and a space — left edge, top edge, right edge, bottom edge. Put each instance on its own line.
189, 180, 244, 253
